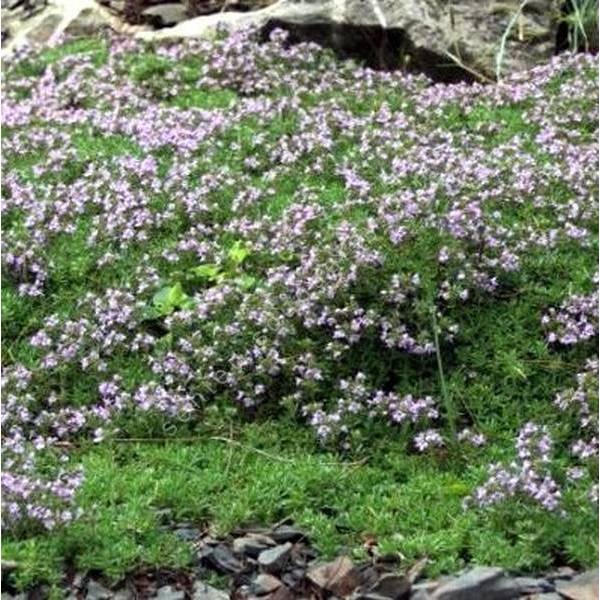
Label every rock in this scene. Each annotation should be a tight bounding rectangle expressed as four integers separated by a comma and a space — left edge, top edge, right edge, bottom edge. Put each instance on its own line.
410, 580, 440, 595
136, 0, 559, 80
270, 525, 307, 544
2, 0, 148, 55
547, 566, 577, 581
407, 558, 429, 584
281, 568, 305, 590
154, 587, 185, 600
432, 567, 506, 600
367, 573, 411, 599
86, 580, 113, 600
512, 576, 554, 594
257, 543, 293, 573
142, 3, 187, 27
528, 594, 563, 600
204, 544, 244, 574
307, 556, 361, 597
191, 581, 229, 600
233, 534, 276, 558
267, 586, 294, 600
174, 526, 200, 542
72, 572, 86, 590
23, 11, 61, 45
555, 570, 599, 600
63, 4, 119, 37
252, 574, 282, 595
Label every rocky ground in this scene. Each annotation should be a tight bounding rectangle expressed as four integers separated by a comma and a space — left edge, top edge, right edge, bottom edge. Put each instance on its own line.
2, 520, 598, 599
1, 0, 564, 79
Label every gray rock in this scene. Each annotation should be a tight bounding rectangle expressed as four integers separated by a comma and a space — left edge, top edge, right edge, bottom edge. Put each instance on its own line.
258, 542, 293, 573
205, 544, 244, 574
410, 580, 440, 598
142, 3, 187, 27
432, 567, 504, 600
23, 11, 61, 45
174, 526, 200, 542
191, 581, 229, 600
546, 566, 577, 581
233, 533, 276, 558
136, 0, 559, 80
512, 576, 554, 594
367, 573, 411, 599
252, 573, 282, 595
527, 594, 563, 600
555, 570, 599, 600
270, 525, 307, 544
307, 556, 361, 597
86, 580, 113, 600
154, 586, 185, 600
72, 572, 86, 590
63, 5, 112, 37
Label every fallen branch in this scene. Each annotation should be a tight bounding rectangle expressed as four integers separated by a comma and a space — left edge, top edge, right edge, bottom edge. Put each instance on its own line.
443, 50, 496, 84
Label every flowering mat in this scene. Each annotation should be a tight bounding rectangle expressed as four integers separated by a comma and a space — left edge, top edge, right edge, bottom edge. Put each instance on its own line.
1, 28, 598, 596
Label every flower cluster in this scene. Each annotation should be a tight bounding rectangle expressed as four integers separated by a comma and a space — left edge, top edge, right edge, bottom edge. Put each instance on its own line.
467, 422, 563, 512
1, 28, 597, 533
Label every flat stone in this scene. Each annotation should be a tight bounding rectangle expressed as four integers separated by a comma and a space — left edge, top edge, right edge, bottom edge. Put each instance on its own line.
258, 543, 293, 573
24, 12, 61, 45
154, 586, 185, 600
547, 567, 577, 581
191, 582, 229, 600
555, 570, 599, 600
63, 6, 112, 37
252, 574, 282, 595
307, 556, 361, 597
86, 580, 113, 600
271, 525, 308, 544
432, 567, 504, 600
233, 534, 276, 558
174, 527, 200, 542
513, 576, 554, 594
528, 594, 563, 600
367, 573, 411, 599
141, 3, 187, 27
204, 544, 244, 574
411, 581, 440, 595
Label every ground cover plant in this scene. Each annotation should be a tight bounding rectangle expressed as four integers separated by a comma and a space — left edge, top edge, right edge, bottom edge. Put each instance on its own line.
1, 28, 598, 594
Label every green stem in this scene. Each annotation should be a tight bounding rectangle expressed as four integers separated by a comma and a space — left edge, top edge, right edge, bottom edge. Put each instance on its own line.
431, 306, 456, 439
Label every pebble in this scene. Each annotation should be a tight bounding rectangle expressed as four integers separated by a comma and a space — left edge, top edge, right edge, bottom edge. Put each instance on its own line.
257, 543, 292, 573
233, 534, 276, 558
86, 580, 113, 600
307, 556, 360, 597
252, 573, 282, 595
191, 582, 229, 600
270, 526, 308, 544
205, 544, 244, 574
154, 586, 185, 600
